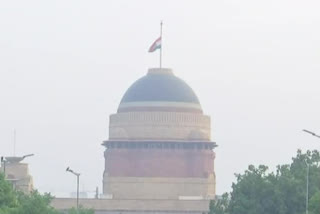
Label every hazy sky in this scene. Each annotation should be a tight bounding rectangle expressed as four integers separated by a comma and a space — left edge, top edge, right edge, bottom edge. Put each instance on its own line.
0, 0, 320, 196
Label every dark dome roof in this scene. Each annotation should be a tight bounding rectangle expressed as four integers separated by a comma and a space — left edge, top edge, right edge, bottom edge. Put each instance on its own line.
120, 68, 200, 104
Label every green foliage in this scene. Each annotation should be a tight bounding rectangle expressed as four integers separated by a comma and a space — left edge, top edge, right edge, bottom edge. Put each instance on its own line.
309, 191, 320, 214
229, 165, 284, 214
210, 150, 320, 214
0, 172, 59, 214
0, 173, 93, 214
209, 193, 229, 214
14, 191, 59, 214
66, 206, 94, 214
0, 173, 18, 214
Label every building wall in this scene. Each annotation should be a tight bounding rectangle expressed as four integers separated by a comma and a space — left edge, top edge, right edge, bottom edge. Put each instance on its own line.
51, 198, 211, 214
103, 177, 215, 200
0, 162, 33, 193
104, 148, 215, 178
109, 112, 211, 141
103, 109, 216, 200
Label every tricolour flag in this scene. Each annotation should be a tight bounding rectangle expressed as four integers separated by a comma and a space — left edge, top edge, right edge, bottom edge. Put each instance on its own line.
148, 37, 162, 52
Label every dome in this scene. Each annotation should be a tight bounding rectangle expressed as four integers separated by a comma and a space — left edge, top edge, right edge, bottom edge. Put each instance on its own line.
118, 68, 202, 113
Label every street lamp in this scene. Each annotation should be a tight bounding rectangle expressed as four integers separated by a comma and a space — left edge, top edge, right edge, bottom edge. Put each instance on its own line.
303, 129, 320, 139
22, 154, 34, 159
66, 167, 80, 210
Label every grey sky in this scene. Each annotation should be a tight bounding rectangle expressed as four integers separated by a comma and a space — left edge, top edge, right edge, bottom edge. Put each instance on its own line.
0, 0, 320, 196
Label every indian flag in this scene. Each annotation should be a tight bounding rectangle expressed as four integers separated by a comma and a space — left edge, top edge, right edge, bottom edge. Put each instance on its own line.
148, 37, 161, 52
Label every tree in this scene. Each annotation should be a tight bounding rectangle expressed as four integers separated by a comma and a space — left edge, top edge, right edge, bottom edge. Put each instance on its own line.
0, 172, 59, 214
228, 165, 282, 214
309, 191, 320, 214
209, 193, 229, 214
0, 173, 18, 214
14, 191, 59, 214
0, 173, 93, 214
210, 150, 320, 214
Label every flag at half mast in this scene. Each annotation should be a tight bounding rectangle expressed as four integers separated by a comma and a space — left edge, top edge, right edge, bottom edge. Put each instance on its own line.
148, 37, 162, 52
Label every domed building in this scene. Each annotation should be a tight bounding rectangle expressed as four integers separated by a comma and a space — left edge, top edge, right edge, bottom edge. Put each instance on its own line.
52, 67, 217, 214
102, 68, 217, 200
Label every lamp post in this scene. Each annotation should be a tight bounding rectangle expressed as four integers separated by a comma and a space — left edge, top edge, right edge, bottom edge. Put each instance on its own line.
305, 160, 309, 214
66, 167, 80, 210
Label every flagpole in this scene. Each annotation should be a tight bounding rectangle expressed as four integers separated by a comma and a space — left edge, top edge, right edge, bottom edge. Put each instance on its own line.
160, 21, 163, 69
